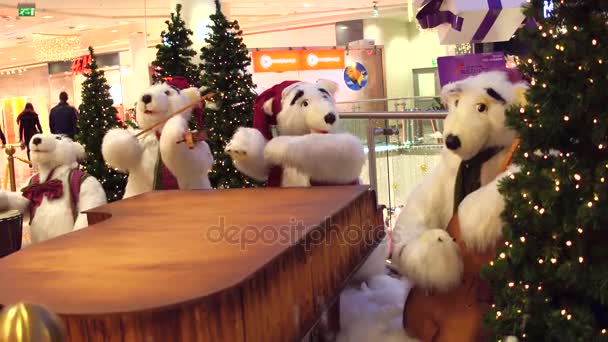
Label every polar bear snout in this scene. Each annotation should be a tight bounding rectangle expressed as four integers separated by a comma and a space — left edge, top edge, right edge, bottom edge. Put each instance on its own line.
445, 134, 461, 151
142, 94, 152, 104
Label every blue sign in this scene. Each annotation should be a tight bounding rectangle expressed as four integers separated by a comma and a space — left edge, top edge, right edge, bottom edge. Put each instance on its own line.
543, 0, 554, 18
344, 63, 368, 91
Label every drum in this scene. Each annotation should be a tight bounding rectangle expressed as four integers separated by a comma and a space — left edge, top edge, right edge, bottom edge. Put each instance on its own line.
0, 210, 23, 258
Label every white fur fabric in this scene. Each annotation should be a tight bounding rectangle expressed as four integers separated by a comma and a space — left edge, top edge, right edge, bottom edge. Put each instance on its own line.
391, 71, 527, 290
226, 79, 365, 187
102, 83, 213, 198
0, 134, 107, 244
337, 275, 417, 342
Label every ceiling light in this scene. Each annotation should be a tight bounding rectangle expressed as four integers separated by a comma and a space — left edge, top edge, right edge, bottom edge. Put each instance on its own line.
111, 29, 118, 33
10, 57, 16, 60
112, 39, 120, 43
5, 24, 14, 28
303, 3, 311, 7
339, 25, 348, 30
43, 15, 54, 19
119, 21, 129, 25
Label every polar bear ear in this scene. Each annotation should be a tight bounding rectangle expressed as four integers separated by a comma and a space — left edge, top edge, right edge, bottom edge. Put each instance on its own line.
182, 87, 200, 103
316, 79, 338, 95
73, 141, 86, 161
262, 98, 274, 116
440, 82, 462, 107
511, 82, 529, 106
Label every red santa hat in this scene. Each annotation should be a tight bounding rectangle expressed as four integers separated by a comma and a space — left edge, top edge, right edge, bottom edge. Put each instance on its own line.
253, 80, 300, 140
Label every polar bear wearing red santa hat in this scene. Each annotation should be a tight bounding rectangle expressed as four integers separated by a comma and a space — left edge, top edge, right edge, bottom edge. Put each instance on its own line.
226, 79, 365, 187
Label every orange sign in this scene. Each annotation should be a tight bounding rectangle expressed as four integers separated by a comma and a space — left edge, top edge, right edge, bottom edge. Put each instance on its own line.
252, 50, 300, 73
252, 49, 345, 73
71, 55, 92, 75
300, 49, 345, 71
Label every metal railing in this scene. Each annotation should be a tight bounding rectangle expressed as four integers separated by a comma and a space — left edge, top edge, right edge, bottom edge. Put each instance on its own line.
3, 145, 31, 191
341, 110, 447, 194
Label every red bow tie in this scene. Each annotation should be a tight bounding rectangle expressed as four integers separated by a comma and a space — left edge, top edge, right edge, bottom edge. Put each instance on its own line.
22, 180, 64, 207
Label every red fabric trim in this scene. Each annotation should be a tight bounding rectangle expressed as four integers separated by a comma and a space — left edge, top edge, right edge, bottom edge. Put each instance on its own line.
253, 81, 299, 140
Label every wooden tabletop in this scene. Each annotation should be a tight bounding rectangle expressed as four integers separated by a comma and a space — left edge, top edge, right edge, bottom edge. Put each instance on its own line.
0, 186, 369, 315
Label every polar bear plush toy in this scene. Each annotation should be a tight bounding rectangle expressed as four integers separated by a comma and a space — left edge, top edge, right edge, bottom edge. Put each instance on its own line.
225, 79, 365, 187
391, 71, 527, 341
0, 134, 107, 244
102, 80, 214, 198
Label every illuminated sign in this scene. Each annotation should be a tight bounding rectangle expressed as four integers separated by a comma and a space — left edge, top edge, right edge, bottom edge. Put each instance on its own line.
252, 49, 345, 73
543, 0, 554, 18
17, 3, 35, 17
71, 55, 92, 75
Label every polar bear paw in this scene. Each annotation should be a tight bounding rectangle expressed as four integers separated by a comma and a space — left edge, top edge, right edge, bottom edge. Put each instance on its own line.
225, 127, 266, 162
397, 229, 463, 292
263, 136, 292, 166
102, 128, 142, 172
458, 187, 504, 252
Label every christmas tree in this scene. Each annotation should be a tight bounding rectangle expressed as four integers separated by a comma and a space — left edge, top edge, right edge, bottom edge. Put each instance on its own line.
482, 1, 608, 341
151, 3, 201, 86
76, 47, 127, 202
199, 0, 259, 188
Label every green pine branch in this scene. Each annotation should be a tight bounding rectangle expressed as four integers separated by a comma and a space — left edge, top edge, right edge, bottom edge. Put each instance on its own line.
75, 47, 127, 202
199, 0, 261, 189
482, 1, 608, 341
151, 3, 201, 87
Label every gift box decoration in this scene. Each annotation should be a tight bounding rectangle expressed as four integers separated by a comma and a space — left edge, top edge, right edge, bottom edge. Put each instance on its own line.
437, 52, 507, 87
416, 0, 527, 45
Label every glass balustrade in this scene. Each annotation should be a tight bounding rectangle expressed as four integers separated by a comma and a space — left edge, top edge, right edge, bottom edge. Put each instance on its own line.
337, 103, 447, 230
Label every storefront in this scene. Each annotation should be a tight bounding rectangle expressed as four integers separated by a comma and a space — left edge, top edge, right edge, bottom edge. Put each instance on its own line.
48, 52, 125, 123
248, 46, 386, 112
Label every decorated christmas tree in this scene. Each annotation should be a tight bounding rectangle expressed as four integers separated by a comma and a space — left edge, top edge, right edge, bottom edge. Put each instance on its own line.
199, 0, 259, 188
76, 47, 127, 202
151, 3, 201, 86
482, 1, 608, 340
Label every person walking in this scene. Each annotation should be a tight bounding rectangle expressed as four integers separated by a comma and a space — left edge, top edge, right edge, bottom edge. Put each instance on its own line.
17, 103, 43, 162
49, 92, 78, 139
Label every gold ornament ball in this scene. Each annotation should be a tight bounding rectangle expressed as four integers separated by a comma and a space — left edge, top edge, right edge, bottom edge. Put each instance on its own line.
0, 302, 66, 342
420, 163, 429, 173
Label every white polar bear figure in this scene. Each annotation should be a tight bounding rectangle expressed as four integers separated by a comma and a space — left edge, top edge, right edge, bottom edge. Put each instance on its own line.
392, 71, 527, 290
102, 82, 214, 198
225, 79, 365, 187
0, 134, 107, 244
388, 71, 527, 341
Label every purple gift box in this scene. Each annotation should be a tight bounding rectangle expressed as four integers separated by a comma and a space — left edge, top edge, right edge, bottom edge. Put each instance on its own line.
437, 52, 507, 87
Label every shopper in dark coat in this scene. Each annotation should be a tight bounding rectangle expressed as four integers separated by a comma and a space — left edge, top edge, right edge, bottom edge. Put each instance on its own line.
49, 92, 78, 139
17, 103, 43, 161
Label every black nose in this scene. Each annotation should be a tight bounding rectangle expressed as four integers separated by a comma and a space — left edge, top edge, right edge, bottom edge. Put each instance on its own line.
142, 94, 152, 104
445, 134, 461, 150
32, 137, 42, 145
324, 113, 336, 124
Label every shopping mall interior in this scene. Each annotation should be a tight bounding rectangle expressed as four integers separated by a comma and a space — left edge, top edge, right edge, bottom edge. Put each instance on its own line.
1, 0, 607, 341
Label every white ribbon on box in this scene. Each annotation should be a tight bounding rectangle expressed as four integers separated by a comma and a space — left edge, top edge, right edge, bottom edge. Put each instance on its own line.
417, 0, 527, 45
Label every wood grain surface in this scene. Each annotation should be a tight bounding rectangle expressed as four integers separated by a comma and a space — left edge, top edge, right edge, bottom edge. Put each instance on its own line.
0, 186, 383, 341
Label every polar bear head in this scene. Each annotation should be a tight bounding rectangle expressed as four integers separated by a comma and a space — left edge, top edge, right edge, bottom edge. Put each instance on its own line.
135, 83, 200, 133
29, 134, 85, 169
255, 79, 340, 139
441, 71, 528, 161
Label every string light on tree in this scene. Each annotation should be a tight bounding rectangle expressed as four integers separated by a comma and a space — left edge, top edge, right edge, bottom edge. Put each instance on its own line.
199, 0, 260, 189
75, 47, 127, 202
481, 0, 608, 340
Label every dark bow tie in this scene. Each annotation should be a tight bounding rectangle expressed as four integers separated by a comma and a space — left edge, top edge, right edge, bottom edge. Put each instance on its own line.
22, 180, 64, 207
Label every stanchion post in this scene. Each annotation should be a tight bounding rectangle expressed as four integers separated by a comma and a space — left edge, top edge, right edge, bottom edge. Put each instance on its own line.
5, 146, 16, 191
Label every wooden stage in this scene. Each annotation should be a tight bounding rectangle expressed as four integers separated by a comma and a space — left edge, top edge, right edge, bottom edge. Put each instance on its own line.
0, 186, 384, 341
